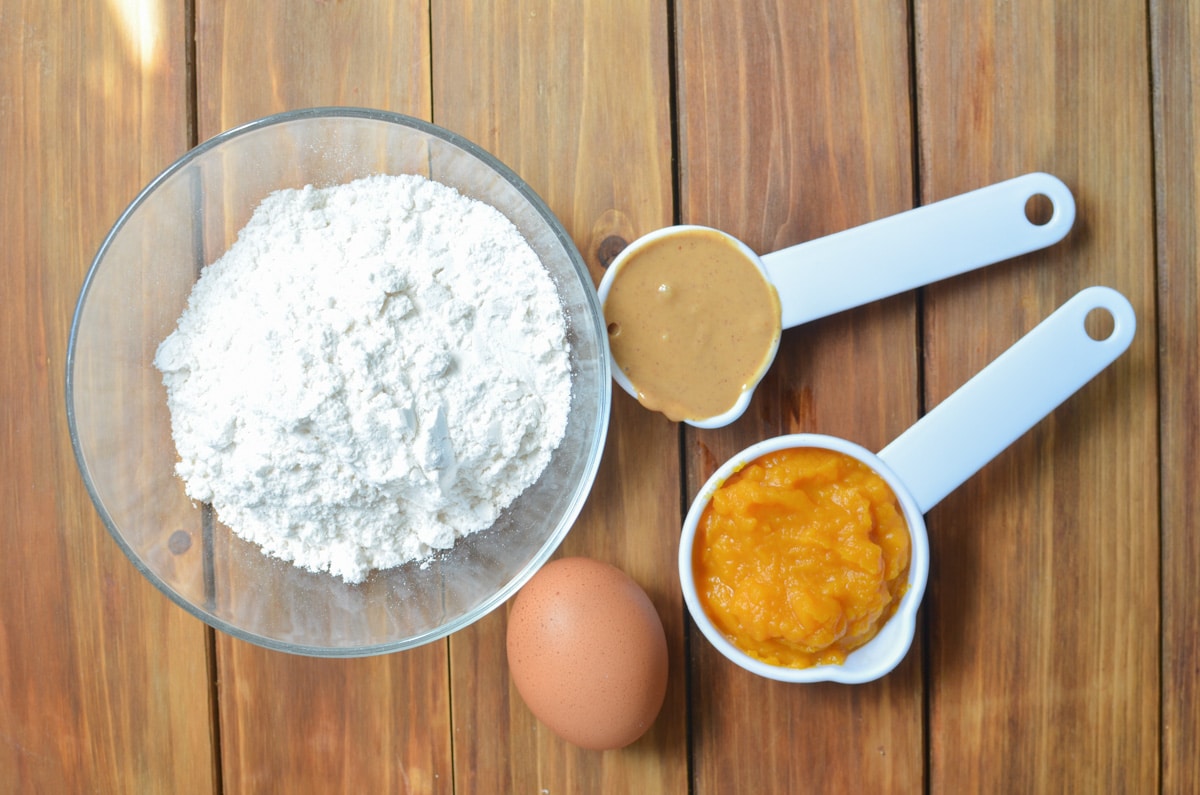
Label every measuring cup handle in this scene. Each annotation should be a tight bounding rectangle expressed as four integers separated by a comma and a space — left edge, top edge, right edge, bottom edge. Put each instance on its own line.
877, 286, 1135, 514
761, 173, 1076, 329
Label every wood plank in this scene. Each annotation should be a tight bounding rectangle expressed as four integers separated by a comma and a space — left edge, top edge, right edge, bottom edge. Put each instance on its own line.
1150, 0, 1200, 790
217, 645, 450, 792
432, 1, 683, 791
0, 1, 216, 792
194, 2, 432, 132
4, 2, 1179, 791
915, 1, 1159, 791
192, 3, 452, 792
676, 2, 924, 792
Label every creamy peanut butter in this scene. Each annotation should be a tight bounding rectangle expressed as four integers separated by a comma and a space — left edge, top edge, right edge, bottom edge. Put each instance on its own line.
603, 228, 781, 421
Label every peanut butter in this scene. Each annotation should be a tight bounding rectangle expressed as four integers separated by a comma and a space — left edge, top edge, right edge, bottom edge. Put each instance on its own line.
603, 228, 781, 421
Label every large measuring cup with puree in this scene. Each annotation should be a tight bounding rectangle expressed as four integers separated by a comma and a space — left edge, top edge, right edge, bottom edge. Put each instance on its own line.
678, 286, 1136, 684
598, 172, 1076, 428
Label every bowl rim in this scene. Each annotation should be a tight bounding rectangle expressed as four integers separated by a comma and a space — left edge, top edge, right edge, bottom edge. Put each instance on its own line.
65, 106, 612, 656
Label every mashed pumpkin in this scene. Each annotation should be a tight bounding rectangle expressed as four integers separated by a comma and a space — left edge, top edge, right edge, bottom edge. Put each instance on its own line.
693, 447, 911, 668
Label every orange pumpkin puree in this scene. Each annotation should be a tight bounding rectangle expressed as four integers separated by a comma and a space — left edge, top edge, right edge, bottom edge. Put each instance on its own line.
693, 447, 911, 669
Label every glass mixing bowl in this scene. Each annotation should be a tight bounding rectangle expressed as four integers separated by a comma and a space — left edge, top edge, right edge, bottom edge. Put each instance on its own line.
67, 108, 611, 656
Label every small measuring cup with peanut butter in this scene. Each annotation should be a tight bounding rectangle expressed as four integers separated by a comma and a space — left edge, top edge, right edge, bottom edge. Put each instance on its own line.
598, 172, 1076, 427
678, 286, 1136, 684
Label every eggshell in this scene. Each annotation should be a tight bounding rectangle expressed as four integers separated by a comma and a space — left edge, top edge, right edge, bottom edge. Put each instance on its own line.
506, 557, 669, 751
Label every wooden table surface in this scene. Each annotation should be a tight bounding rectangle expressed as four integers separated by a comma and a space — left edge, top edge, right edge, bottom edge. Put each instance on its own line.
3, 1, 1195, 792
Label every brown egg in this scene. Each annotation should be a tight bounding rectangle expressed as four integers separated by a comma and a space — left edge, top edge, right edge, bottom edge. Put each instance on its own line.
506, 557, 669, 751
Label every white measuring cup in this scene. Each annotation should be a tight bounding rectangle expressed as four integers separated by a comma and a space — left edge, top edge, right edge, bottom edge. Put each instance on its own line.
598, 172, 1076, 428
678, 286, 1135, 684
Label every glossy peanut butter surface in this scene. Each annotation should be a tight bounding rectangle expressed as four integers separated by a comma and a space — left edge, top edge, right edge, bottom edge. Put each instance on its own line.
603, 229, 781, 421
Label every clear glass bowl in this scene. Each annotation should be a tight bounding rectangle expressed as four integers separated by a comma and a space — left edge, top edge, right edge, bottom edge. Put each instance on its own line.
67, 108, 611, 656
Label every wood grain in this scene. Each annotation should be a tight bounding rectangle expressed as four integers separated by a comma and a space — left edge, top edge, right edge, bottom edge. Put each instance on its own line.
0, 1, 216, 792
216, 644, 451, 793
432, 1, 685, 791
677, 2, 924, 792
194, 1, 431, 133
1151, 0, 1200, 790
192, 2, 451, 792
0, 0, 1186, 791
916, 0, 1159, 791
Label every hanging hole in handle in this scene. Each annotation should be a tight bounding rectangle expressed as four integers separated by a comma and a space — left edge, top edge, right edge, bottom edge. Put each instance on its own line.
1024, 193, 1055, 226
1085, 307, 1116, 341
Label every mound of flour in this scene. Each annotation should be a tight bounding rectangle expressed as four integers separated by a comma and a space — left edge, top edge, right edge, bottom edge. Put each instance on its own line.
154, 174, 572, 583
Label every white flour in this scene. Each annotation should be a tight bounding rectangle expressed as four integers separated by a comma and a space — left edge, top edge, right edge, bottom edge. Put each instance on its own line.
154, 174, 572, 583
